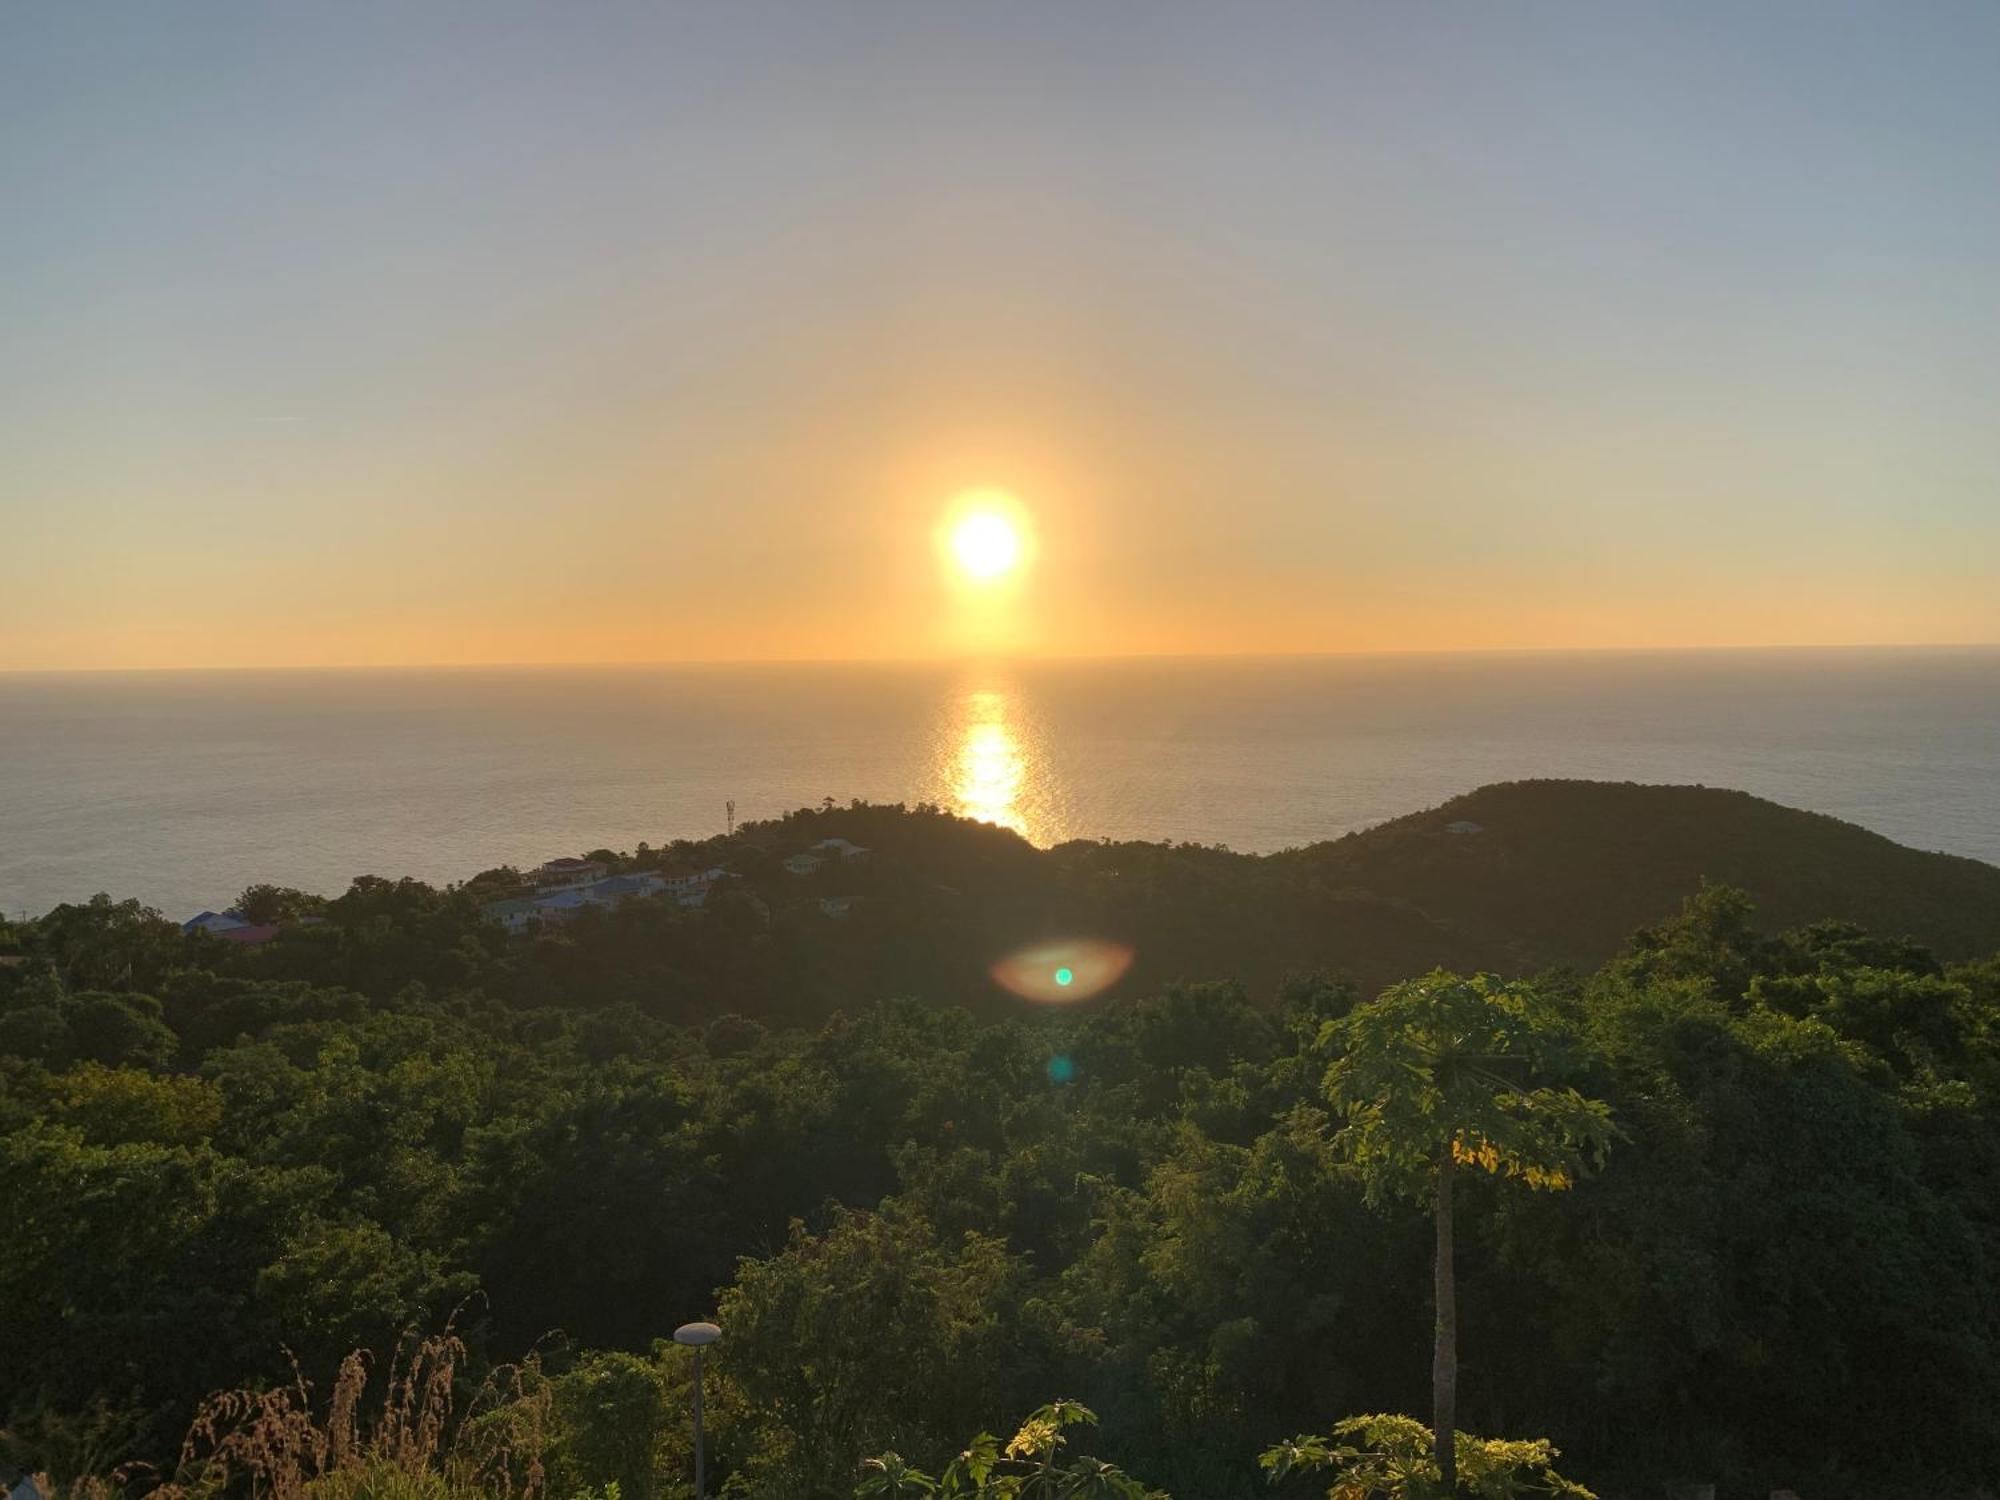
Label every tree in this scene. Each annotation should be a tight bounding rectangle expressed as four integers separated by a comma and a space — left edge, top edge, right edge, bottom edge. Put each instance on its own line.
857, 1401, 1164, 1499
1322, 973, 1615, 1489
1260, 1414, 1594, 1499
719, 1207, 1034, 1497
543, 1349, 674, 1500
234, 884, 318, 926
33, 894, 184, 993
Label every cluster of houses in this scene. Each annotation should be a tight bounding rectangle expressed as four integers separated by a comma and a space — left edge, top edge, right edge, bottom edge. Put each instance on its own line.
174, 837, 880, 945
480, 856, 735, 933
782, 837, 870, 876
483, 838, 873, 933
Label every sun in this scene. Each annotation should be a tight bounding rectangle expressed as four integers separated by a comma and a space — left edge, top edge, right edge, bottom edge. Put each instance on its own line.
942, 491, 1031, 584
951, 510, 1023, 581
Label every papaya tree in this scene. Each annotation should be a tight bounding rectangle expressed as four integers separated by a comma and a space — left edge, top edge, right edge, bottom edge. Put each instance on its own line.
856, 1400, 1164, 1498
1261, 1414, 1595, 1499
1321, 973, 1616, 1489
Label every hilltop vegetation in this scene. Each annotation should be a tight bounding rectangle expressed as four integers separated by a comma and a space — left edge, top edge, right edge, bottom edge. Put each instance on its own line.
4, 784, 2000, 1497
15, 779, 1992, 1034
1296, 780, 2000, 978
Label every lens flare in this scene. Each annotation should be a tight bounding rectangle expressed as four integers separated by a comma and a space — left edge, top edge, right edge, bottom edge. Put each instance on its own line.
991, 938, 1135, 1004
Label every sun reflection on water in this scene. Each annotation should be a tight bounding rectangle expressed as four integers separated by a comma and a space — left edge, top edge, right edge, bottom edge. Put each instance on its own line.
936, 682, 1052, 843
958, 691, 1026, 832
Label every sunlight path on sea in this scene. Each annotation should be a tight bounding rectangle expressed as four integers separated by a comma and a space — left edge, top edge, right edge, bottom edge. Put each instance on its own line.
957, 691, 1025, 834
929, 676, 1060, 845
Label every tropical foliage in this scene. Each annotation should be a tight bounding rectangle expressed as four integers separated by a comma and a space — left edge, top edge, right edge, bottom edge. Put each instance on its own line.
858, 1401, 1164, 1498
6, 806, 2000, 1498
1322, 974, 1616, 1484
1260, 1415, 1594, 1499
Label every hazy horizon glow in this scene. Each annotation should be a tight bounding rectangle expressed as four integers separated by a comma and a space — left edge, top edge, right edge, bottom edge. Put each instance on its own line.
4, 2, 1998, 670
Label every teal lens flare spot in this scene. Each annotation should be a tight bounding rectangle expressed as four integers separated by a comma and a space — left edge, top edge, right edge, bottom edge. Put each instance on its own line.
1054, 967, 1073, 987
1046, 1054, 1076, 1084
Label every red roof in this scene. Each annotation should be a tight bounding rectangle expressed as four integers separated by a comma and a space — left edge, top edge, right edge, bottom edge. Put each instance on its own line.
216, 923, 281, 945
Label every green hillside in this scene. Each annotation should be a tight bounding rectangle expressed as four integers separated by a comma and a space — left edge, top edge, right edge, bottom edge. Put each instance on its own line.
1025, 780, 2000, 999
1291, 779, 2000, 980
8, 781, 2000, 1497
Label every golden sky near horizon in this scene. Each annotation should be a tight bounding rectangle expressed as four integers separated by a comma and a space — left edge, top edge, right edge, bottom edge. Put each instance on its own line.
4, 4, 1998, 671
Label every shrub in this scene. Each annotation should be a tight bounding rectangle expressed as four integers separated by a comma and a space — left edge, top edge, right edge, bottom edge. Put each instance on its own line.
1260, 1414, 1594, 1499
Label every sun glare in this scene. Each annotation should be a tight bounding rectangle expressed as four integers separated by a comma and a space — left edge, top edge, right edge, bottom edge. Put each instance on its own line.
943, 492, 1030, 584
952, 512, 1021, 580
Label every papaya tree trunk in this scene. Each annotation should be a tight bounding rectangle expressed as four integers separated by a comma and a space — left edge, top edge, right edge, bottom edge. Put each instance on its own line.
1433, 1138, 1457, 1490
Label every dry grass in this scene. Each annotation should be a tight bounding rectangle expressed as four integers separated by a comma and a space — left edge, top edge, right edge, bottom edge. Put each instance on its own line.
47, 1332, 549, 1499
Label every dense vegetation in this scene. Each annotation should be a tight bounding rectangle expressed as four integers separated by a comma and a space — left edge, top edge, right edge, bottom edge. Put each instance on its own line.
5, 793, 2000, 1497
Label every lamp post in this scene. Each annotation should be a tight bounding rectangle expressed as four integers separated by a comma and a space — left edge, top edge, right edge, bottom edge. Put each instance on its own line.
673, 1321, 722, 1499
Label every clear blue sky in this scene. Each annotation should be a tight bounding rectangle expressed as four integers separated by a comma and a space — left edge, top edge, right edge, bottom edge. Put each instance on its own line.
3, 2, 1997, 666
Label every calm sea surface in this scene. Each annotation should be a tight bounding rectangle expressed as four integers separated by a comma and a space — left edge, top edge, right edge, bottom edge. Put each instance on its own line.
3, 650, 1998, 920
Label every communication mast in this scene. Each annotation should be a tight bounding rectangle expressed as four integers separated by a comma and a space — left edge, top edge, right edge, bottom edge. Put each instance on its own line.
725, 799, 735, 836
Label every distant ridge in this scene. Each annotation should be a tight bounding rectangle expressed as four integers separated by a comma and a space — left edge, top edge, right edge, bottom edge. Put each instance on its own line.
48, 778, 1992, 1022
1283, 779, 2000, 979
799, 778, 2000, 1003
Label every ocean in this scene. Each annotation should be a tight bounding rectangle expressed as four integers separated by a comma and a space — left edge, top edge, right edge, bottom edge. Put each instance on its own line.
3, 648, 1998, 921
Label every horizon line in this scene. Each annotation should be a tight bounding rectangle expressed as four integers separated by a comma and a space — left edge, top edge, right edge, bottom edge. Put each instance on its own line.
5, 639, 2000, 677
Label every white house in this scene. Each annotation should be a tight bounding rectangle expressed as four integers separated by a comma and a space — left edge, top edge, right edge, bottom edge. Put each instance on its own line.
783, 852, 827, 877
1445, 820, 1484, 835
583, 874, 658, 906
529, 888, 592, 924
812, 837, 871, 861
657, 864, 705, 896
818, 895, 853, 918
531, 858, 609, 892
481, 898, 542, 933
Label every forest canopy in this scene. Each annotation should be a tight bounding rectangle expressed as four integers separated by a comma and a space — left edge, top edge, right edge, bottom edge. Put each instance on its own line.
5, 798, 2000, 1497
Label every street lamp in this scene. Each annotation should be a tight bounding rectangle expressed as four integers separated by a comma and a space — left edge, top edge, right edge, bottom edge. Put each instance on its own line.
673, 1321, 722, 1499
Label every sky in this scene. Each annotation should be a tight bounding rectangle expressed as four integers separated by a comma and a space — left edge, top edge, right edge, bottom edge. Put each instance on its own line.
2, 1, 1997, 670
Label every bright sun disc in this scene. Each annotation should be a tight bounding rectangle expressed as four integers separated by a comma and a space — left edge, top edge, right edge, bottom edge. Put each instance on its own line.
949, 508, 1024, 582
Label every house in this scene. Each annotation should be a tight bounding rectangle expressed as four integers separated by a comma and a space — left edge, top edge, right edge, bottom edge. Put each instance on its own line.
530, 888, 592, 924
182, 910, 280, 945
183, 910, 250, 937
657, 864, 707, 897
1444, 819, 1484, 835
818, 895, 853, 918
482, 897, 542, 933
4, 1468, 46, 1500
782, 852, 827, 877
585, 874, 657, 905
484, 871, 690, 932
531, 858, 609, 892
813, 837, 871, 862
668, 868, 735, 908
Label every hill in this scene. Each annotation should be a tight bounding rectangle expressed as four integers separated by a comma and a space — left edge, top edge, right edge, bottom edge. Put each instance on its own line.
1282, 779, 2000, 982
8, 781, 1993, 1027
774, 779, 2000, 1003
